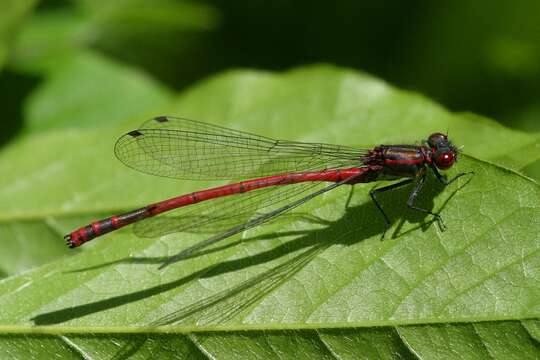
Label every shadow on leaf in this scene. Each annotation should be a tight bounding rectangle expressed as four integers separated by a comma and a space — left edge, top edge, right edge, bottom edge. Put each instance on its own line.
32, 175, 463, 328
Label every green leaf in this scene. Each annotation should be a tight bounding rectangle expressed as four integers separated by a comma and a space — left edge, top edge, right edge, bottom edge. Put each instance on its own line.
1, 65, 538, 357
7, 153, 535, 328
0, 50, 172, 277
75, 0, 219, 31
23, 50, 173, 132
397, 321, 540, 359
7, 8, 93, 74
9, 1, 219, 77
1, 324, 539, 359
0, 214, 105, 279
456, 113, 540, 172
523, 158, 540, 182
0, 0, 37, 70
0, 220, 70, 278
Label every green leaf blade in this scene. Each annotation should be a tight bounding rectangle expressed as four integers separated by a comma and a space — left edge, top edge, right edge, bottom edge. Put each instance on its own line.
0, 65, 538, 358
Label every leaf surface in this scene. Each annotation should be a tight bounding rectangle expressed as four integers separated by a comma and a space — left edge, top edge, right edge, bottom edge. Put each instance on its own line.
1, 65, 538, 358
0, 0, 37, 70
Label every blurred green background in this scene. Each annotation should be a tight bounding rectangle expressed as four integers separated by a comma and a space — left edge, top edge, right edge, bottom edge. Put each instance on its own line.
2, 0, 539, 149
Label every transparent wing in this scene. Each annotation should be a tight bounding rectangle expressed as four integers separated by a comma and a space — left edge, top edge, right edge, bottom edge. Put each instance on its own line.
134, 180, 331, 238
115, 116, 367, 180
155, 173, 358, 267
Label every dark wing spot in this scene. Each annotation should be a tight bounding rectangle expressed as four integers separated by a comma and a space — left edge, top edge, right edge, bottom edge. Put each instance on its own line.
155, 116, 169, 123
128, 130, 143, 137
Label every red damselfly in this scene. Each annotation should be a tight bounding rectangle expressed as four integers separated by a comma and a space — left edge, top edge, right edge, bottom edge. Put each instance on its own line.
66, 117, 472, 264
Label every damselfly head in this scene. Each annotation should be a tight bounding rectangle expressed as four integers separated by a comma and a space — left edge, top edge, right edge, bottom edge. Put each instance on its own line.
427, 132, 458, 170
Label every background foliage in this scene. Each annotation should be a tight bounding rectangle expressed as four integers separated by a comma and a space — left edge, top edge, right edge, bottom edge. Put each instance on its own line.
0, 0, 539, 359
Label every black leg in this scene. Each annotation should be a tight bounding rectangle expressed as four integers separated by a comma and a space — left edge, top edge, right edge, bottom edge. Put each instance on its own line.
431, 165, 474, 186
370, 179, 414, 238
407, 174, 446, 231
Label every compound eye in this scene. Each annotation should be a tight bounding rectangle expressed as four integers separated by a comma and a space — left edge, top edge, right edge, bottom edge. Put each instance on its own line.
428, 133, 447, 147
435, 152, 455, 170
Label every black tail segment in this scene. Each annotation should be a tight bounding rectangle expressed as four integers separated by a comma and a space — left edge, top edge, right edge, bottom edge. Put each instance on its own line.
65, 207, 153, 248
65, 234, 77, 248
64, 219, 116, 248
65, 224, 98, 248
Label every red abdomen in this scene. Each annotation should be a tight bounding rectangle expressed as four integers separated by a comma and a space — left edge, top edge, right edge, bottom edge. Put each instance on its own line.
65, 167, 377, 247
